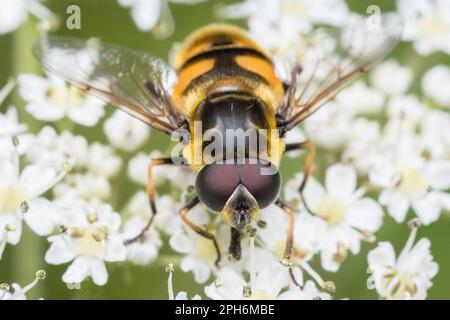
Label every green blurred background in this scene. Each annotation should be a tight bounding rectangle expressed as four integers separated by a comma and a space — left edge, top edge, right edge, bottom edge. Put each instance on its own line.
0, 0, 448, 299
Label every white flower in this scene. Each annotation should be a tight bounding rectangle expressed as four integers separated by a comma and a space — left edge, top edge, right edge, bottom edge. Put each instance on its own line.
304, 101, 352, 150
45, 200, 126, 286
166, 263, 201, 300
282, 127, 306, 158
123, 217, 162, 266
370, 60, 413, 96
0, 0, 27, 35
0, 0, 53, 35
1, 283, 29, 300
278, 280, 331, 300
46, 140, 120, 202
204, 264, 289, 300
0, 107, 28, 157
121, 186, 187, 238
256, 206, 328, 288
18, 74, 105, 126
127, 150, 195, 190
422, 65, 450, 107
174, 292, 201, 300
370, 136, 450, 225
384, 94, 427, 137
0, 154, 67, 258
397, 0, 450, 55
0, 270, 46, 300
342, 118, 384, 175
127, 150, 166, 186
285, 164, 384, 272
166, 165, 196, 190
169, 207, 226, 283
368, 223, 438, 299
24, 126, 88, 169
53, 173, 112, 201
336, 81, 385, 116
118, 0, 162, 32
118, 0, 204, 36
103, 110, 149, 152
85, 142, 122, 178
419, 110, 450, 160
0, 107, 26, 138
225, 0, 349, 56
0, 82, 28, 156
154, 195, 183, 235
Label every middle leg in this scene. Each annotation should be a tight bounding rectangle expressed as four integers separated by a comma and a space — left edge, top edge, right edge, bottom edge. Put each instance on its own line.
275, 198, 302, 288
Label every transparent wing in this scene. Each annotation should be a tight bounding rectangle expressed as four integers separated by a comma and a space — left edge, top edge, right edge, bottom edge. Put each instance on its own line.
278, 14, 402, 131
33, 36, 186, 135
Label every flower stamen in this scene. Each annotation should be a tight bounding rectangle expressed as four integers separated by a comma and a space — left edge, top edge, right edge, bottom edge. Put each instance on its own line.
166, 263, 175, 300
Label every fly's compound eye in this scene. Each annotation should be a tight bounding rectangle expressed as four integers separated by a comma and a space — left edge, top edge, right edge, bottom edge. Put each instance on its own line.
239, 162, 280, 209
195, 164, 240, 212
196, 161, 281, 212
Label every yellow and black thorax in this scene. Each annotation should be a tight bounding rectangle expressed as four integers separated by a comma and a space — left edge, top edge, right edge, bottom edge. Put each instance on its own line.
172, 24, 286, 171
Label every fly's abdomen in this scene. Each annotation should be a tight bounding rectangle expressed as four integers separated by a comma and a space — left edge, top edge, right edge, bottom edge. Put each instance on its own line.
172, 24, 284, 118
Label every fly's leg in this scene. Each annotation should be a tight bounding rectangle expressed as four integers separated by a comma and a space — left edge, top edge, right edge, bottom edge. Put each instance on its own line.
124, 157, 175, 245
275, 199, 302, 288
180, 196, 222, 267
284, 140, 316, 215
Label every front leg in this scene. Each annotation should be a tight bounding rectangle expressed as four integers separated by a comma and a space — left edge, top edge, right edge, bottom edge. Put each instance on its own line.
180, 196, 222, 267
284, 141, 316, 215
124, 157, 177, 245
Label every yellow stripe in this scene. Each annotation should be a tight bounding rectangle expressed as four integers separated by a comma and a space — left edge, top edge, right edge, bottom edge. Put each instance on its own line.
174, 23, 270, 69
235, 55, 284, 99
172, 58, 215, 101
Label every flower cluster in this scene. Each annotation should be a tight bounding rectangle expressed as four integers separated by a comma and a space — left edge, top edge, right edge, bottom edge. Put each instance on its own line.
0, 0, 448, 300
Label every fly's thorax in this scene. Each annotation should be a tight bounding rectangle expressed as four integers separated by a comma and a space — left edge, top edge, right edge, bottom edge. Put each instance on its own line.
180, 93, 285, 170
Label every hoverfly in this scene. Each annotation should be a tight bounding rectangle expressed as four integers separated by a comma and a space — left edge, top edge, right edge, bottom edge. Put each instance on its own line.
33, 16, 401, 285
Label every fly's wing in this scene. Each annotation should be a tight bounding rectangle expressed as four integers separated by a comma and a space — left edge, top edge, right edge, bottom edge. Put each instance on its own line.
277, 14, 402, 131
33, 36, 186, 135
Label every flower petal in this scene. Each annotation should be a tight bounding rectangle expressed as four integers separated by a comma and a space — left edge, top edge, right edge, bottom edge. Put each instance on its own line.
86, 257, 108, 286
180, 255, 211, 284
0, 213, 22, 245
412, 192, 444, 225
379, 189, 410, 223
325, 164, 357, 200
24, 198, 58, 236
368, 241, 396, 270
169, 229, 193, 254
20, 164, 57, 197
62, 261, 87, 285
131, 0, 161, 31
204, 267, 246, 300
346, 198, 383, 232
426, 160, 450, 190
45, 236, 76, 264
104, 236, 127, 262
